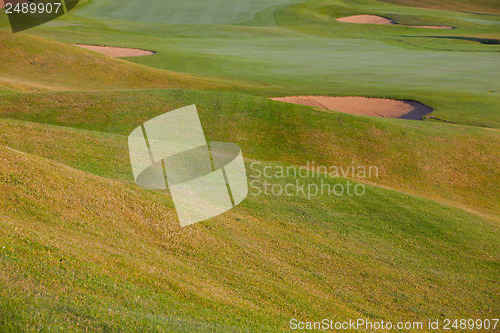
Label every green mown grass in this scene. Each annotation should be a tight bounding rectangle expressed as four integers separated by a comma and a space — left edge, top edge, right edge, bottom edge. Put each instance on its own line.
75, 0, 297, 25
379, 0, 500, 14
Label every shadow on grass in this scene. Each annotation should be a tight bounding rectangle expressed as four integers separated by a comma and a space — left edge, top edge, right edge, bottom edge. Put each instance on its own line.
406, 36, 500, 45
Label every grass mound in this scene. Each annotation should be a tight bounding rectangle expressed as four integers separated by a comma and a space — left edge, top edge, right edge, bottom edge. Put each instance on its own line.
0, 29, 227, 92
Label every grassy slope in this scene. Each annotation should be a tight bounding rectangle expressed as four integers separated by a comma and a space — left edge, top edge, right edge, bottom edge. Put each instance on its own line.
0, 124, 498, 331
0, 90, 498, 217
378, 0, 500, 15
0, 29, 239, 92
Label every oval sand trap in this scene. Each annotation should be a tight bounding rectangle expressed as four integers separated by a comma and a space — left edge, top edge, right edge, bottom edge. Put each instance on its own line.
271, 96, 433, 120
337, 15, 395, 25
337, 15, 453, 29
74, 44, 155, 57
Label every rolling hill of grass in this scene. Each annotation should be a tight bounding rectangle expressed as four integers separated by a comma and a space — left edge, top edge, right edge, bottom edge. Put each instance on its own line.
0, 29, 237, 93
0, 127, 498, 331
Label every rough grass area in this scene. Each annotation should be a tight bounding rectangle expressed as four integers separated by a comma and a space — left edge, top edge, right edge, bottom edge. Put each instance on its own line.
0, 144, 498, 331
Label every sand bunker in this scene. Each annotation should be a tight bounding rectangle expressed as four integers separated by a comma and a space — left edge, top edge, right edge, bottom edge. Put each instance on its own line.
337, 15, 453, 29
271, 96, 433, 120
337, 15, 395, 25
73, 44, 155, 57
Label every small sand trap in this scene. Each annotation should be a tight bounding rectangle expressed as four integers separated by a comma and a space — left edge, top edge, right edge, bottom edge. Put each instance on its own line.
271, 96, 433, 120
337, 15, 395, 25
73, 44, 155, 57
336, 15, 453, 29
